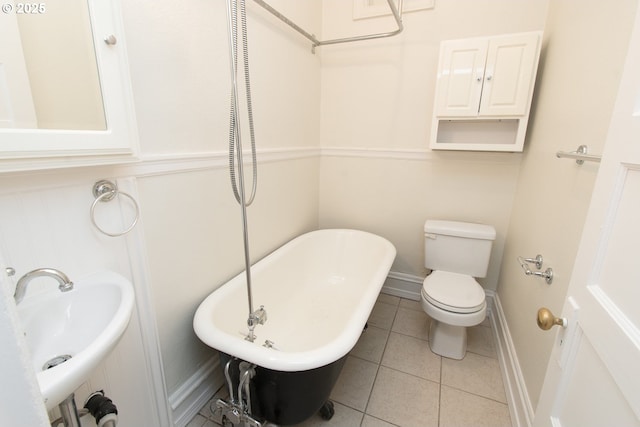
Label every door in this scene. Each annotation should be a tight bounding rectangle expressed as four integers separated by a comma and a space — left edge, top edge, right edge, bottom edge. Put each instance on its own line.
479, 32, 540, 117
435, 38, 487, 117
0, 12, 37, 128
533, 6, 640, 427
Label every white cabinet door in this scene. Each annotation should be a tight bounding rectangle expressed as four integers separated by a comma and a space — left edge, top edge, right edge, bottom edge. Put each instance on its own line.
435, 33, 540, 118
480, 33, 540, 116
435, 38, 488, 117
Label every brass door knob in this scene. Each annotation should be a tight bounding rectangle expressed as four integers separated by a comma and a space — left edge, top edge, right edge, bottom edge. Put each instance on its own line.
537, 307, 567, 330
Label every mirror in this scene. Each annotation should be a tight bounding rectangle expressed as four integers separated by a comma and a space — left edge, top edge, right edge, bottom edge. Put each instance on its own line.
0, 0, 106, 130
0, 0, 138, 172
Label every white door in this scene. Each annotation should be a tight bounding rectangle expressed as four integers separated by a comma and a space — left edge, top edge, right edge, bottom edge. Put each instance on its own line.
479, 32, 540, 117
435, 38, 487, 117
533, 6, 640, 427
0, 12, 37, 128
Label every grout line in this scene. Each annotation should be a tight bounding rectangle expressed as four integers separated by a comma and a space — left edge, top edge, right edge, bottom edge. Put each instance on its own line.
359, 299, 401, 424
441, 383, 511, 406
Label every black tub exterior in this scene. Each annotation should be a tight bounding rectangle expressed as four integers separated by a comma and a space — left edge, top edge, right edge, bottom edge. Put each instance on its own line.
218, 352, 347, 425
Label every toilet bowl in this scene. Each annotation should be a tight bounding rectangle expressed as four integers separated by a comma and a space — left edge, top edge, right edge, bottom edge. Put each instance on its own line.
421, 220, 495, 359
421, 271, 487, 359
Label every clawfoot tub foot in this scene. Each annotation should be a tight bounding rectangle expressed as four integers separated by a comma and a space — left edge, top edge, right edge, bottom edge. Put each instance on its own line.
318, 400, 335, 420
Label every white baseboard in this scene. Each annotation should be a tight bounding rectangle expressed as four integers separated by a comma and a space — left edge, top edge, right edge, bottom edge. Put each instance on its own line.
382, 271, 423, 300
383, 272, 533, 427
168, 357, 224, 427
488, 292, 535, 427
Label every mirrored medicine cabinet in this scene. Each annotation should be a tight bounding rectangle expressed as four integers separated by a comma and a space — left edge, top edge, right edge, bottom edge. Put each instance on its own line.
0, 0, 138, 173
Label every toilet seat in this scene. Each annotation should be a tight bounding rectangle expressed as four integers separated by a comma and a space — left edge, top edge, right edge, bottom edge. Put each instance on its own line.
422, 271, 486, 314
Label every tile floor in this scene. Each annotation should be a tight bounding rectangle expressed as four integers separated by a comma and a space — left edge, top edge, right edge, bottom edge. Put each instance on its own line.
187, 294, 511, 427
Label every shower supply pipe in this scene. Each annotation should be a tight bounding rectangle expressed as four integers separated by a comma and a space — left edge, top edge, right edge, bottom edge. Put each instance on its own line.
225, 0, 265, 342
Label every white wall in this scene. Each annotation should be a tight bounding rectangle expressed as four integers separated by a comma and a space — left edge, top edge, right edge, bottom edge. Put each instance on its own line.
497, 0, 638, 412
318, 0, 549, 290
121, 0, 323, 405
0, 172, 161, 426
0, 0, 322, 424
3, 1, 637, 425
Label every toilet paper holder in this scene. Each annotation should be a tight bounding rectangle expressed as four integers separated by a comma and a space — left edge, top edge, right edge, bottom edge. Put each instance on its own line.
517, 255, 553, 284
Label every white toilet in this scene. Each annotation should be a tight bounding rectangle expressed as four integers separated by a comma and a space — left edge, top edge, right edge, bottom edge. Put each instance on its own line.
420, 220, 496, 360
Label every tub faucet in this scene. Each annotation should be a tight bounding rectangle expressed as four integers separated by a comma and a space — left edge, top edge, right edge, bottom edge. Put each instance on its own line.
246, 305, 267, 342
13, 268, 74, 304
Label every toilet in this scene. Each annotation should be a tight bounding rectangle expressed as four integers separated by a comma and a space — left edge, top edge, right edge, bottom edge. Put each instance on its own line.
420, 220, 496, 360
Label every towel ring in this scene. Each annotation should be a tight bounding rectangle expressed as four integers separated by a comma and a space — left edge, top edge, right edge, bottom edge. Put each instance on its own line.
90, 180, 140, 237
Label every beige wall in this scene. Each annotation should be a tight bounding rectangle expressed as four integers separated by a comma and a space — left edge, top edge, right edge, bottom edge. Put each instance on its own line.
120, 0, 323, 395
318, 0, 549, 290
497, 0, 638, 411
3, 0, 637, 420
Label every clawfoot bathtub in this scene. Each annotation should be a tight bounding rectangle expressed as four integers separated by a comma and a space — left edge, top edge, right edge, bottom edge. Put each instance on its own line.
194, 229, 396, 425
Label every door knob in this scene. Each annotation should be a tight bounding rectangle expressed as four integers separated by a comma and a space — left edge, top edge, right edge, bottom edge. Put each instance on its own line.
537, 307, 567, 330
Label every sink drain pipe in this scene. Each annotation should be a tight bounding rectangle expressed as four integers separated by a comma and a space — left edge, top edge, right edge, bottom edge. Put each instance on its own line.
84, 391, 118, 427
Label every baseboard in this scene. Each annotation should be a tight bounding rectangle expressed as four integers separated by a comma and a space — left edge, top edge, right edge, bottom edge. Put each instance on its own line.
488, 291, 535, 427
168, 357, 224, 427
383, 272, 534, 427
382, 271, 423, 300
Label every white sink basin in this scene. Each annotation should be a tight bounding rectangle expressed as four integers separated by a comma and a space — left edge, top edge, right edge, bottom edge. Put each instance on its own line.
16, 271, 135, 409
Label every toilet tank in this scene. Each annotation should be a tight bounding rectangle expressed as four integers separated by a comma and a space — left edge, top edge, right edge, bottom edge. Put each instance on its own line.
424, 220, 496, 278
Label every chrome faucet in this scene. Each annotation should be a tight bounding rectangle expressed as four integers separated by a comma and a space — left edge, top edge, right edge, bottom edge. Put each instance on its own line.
13, 268, 74, 304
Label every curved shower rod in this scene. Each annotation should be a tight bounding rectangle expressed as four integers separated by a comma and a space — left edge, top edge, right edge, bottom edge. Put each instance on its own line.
252, 0, 404, 53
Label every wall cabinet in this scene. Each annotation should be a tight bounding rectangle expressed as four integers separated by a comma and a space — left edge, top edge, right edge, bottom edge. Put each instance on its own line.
430, 32, 542, 152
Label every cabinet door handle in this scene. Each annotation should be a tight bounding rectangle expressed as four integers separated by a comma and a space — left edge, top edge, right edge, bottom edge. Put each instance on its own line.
486, 75, 493, 81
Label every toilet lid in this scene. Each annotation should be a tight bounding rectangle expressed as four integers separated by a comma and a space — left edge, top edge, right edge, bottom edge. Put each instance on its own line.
422, 271, 486, 313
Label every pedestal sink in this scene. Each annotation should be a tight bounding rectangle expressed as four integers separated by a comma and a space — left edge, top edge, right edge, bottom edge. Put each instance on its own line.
16, 271, 135, 410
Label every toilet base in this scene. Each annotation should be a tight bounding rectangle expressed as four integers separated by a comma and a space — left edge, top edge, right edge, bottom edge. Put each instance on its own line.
428, 320, 467, 360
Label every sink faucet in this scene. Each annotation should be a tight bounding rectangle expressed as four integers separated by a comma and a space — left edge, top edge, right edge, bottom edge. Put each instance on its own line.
13, 268, 74, 304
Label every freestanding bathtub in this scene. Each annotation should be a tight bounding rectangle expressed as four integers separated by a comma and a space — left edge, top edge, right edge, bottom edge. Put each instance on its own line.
194, 229, 396, 425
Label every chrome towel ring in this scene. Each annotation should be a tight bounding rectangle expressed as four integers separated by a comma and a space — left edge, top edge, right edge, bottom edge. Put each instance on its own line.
90, 180, 140, 237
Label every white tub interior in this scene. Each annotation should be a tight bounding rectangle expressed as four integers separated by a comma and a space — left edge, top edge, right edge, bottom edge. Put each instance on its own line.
194, 229, 396, 371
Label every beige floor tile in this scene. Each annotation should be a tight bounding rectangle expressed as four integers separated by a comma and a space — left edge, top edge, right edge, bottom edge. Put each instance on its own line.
361, 414, 398, 426
480, 315, 491, 328
391, 307, 430, 341
439, 385, 511, 427
381, 332, 441, 383
368, 301, 398, 330
377, 293, 401, 306
293, 401, 364, 426
366, 366, 439, 427
351, 325, 390, 363
467, 324, 497, 358
441, 352, 506, 403
200, 387, 229, 424
330, 356, 379, 411
398, 298, 423, 312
